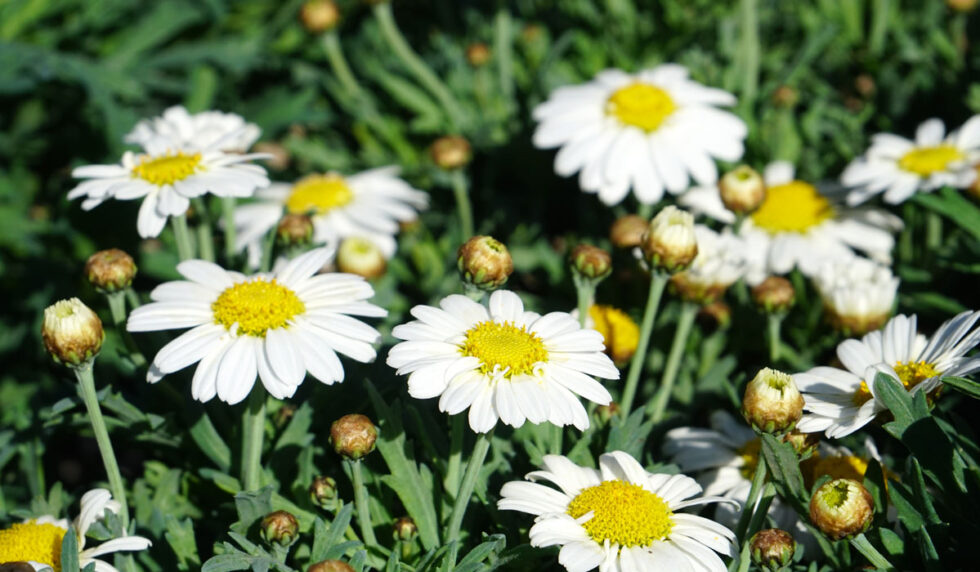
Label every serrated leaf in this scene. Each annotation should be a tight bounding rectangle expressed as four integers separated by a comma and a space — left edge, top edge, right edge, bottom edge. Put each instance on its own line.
311, 504, 357, 561
165, 515, 201, 570
760, 433, 807, 512
607, 408, 654, 458
455, 533, 506, 572
231, 486, 274, 535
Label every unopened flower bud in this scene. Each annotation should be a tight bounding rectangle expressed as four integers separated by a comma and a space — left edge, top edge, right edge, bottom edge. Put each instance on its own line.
310, 475, 339, 509
610, 215, 648, 249
588, 305, 639, 365
947, 0, 978, 12
275, 403, 297, 428
854, 74, 876, 98
670, 272, 726, 305
43, 298, 104, 367
393, 516, 418, 541
465, 43, 491, 66
254, 142, 291, 171
772, 85, 799, 108
337, 237, 386, 279
594, 402, 621, 425
301, 0, 340, 32
966, 164, 980, 201
261, 510, 299, 546
782, 430, 819, 458
457, 235, 513, 291
277, 213, 314, 246
331, 414, 377, 460
640, 206, 698, 273
308, 560, 355, 572
431, 135, 472, 170
750, 528, 796, 571
0, 564, 37, 572
752, 276, 795, 313
85, 248, 137, 293
698, 301, 732, 331
570, 244, 612, 280
742, 368, 804, 434
809, 479, 874, 540
719, 166, 765, 215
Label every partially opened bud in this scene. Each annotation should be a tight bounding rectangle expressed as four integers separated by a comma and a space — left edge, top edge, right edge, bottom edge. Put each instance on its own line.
331, 414, 377, 460
750, 528, 796, 571
308, 560, 355, 572
609, 215, 648, 248
431, 135, 472, 170
261, 510, 299, 546
277, 213, 314, 246
570, 244, 612, 280
742, 368, 804, 433
457, 235, 513, 291
393, 516, 418, 541
640, 206, 697, 273
465, 43, 491, 66
310, 475, 338, 509
752, 276, 795, 313
719, 165, 765, 215
809, 479, 874, 540
42, 298, 104, 367
337, 237, 386, 279
85, 248, 137, 293
301, 0, 340, 32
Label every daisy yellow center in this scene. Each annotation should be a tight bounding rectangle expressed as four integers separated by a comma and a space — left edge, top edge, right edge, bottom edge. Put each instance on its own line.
132, 152, 203, 186
811, 455, 868, 483
852, 360, 940, 405
898, 145, 964, 176
286, 174, 354, 215
0, 521, 65, 571
751, 181, 835, 234
606, 83, 677, 132
588, 305, 640, 363
460, 321, 547, 378
566, 480, 673, 547
212, 278, 305, 337
737, 437, 762, 480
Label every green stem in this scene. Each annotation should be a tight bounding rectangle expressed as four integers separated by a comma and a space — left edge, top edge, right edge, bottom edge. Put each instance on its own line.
222, 197, 238, 264
637, 203, 654, 219
124, 288, 141, 311
444, 415, 464, 498
323, 31, 364, 98
106, 292, 146, 367
925, 210, 942, 252
446, 430, 492, 545
549, 424, 563, 455
171, 214, 195, 261
450, 169, 474, 240
734, 456, 767, 542
648, 303, 699, 422
619, 272, 668, 415
767, 312, 784, 363
572, 273, 596, 328
240, 388, 267, 491
348, 459, 378, 547
494, 10, 514, 104
193, 198, 215, 262
373, 2, 463, 130
260, 229, 277, 273
851, 532, 895, 571
75, 365, 130, 529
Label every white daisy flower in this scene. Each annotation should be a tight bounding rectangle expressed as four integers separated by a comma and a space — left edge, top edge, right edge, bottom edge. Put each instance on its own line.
841, 116, 980, 205
796, 310, 980, 438
533, 64, 747, 206
126, 105, 262, 153
386, 290, 619, 433
0, 488, 151, 572
812, 256, 899, 335
127, 247, 386, 404
69, 136, 270, 238
669, 225, 747, 303
679, 161, 902, 284
233, 167, 428, 269
498, 450, 737, 572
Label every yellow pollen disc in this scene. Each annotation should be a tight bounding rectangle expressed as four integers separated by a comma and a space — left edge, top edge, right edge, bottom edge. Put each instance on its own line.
567, 480, 673, 547
736, 438, 762, 480
0, 521, 65, 570
898, 145, 964, 176
212, 278, 305, 337
751, 181, 835, 234
853, 360, 940, 405
131, 152, 203, 186
286, 174, 354, 215
588, 305, 640, 364
460, 321, 548, 378
606, 83, 677, 132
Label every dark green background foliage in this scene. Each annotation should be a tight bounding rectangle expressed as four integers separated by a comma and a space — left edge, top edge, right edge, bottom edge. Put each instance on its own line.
2, 0, 980, 570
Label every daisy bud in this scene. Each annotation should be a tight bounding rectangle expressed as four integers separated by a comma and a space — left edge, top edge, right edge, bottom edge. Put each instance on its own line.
337, 237, 386, 280
331, 414, 377, 460
85, 248, 137, 293
809, 479, 874, 540
782, 430, 819, 458
698, 301, 732, 331
308, 561, 355, 572
947, 0, 978, 12
719, 165, 765, 215
609, 214, 648, 248
310, 475, 339, 509
277, 213, 314, 246
431, 135, 472, 170
640, 206, 698, 273
750, 528, 796, 571
457, 235, 513, 291
393, 516, 418, 542
595, 402, 621, 425
752, 276, 795, 313
0, 564, 36, 572
854, 74, 876, 98
742, 367, 804, 434
966, 164, 980, 201
771, 85, 799, 108
670, 272, 726, 306
301, 0, 340, 32
570, 244, 612, 280
253, 142, 291, 171
261, 510, 299, 546
42, 298, 104, 367
465, 43, 491, 67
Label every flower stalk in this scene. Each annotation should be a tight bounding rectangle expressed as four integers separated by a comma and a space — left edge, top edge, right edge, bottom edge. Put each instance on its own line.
649, 302, 699, 422
446, 430, 493, 545
450, 170, 475, 240
241, 387, 267, 491
348, 458, 378, 547
171, 214, 195, 261
619, 272, 668, 415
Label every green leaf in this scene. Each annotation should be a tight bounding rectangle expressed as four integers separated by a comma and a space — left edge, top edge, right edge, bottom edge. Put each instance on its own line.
862, 459, 888, 517
165, 515, 201, 570
61, 526, 80, 572
760, 433, 807, 512
878, 527, 905, 558
201, 553, 254, 572
200, 468, 241, 494
455, 533, 506, 572
912, 188, 980, 241
231, 486, 274, 534
873, 372, 924, 430
889, 480, 925, 533
189, 411, 232, 472
311, 505, 360, 561
941, 376, 980, 400
606, 408, 654, 458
